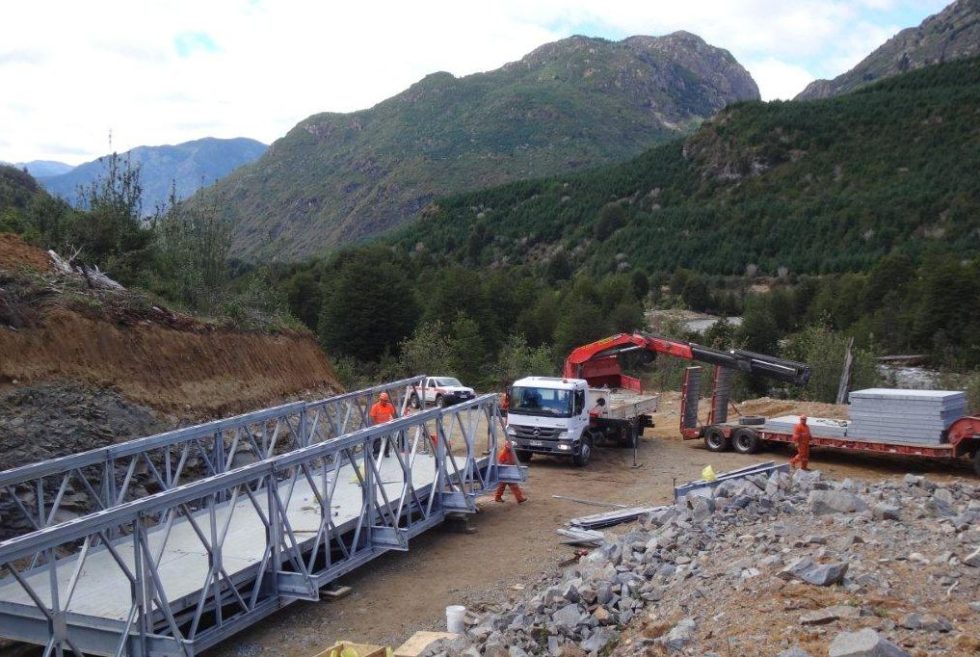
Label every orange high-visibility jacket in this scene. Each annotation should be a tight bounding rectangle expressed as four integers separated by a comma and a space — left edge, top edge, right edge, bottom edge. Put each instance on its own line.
497, 444, 517, 465
792, 422, 812, 443
370, 401, 397, 425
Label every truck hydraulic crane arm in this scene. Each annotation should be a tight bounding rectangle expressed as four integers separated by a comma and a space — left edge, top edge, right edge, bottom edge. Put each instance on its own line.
562, 332, 810, 390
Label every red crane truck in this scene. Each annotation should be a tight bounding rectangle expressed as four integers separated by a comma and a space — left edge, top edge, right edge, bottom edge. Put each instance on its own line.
505, 332, 808, 465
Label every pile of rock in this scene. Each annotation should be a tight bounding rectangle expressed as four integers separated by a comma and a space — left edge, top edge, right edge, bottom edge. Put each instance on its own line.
425, 470, 979, 657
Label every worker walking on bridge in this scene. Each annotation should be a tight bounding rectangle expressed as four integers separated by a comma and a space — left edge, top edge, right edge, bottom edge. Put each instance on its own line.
494, 441, 527, 504
370, 392, 398, 457
789, 414, 812, 470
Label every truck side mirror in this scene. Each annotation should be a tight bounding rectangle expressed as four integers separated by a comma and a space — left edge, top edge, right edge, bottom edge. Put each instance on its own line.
574, 390, 585, 414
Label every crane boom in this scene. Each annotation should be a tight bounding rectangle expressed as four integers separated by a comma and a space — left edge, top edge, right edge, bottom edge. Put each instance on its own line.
562, 332, 810, 390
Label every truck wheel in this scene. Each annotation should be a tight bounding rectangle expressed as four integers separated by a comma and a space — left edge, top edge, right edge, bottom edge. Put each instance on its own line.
972, 448, 980, 478
705, 428, 731, 452
515, 449, 533, 463
409, 392, 421, 409
732, 429, 761, 454
435, 394, 446, 408
573, 439, 592, 467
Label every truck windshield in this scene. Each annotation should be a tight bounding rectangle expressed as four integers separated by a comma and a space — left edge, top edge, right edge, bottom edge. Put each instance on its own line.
510, 386, 574, 417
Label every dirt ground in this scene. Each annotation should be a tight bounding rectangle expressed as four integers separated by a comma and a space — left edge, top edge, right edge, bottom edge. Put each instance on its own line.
206, 392, 975, 657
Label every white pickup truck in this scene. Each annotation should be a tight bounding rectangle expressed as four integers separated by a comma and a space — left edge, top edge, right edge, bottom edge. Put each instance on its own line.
409, 376, 476, 408
505, 376, 657, 467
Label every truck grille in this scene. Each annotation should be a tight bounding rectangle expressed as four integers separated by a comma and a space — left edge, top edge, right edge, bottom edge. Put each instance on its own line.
511, 425, 561, 441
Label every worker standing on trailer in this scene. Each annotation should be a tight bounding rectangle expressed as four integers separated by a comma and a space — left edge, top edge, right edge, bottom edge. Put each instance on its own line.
789, 414, 812, 470
370, 392, 398, 457
494, 441, 527, 504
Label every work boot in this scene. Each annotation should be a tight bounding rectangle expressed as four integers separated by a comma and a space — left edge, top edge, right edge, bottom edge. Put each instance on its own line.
517, 497, 527, 504
494, 497, 505, 503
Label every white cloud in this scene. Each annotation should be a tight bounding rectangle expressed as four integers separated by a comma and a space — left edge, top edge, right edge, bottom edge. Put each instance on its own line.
0, 0, 955, 164
746, 58, 819, 101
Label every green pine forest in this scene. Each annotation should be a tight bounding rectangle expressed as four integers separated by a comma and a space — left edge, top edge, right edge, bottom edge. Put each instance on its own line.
3, 57, 980, 404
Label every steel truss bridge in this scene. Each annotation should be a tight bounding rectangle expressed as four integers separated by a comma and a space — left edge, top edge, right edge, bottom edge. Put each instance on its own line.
0, 377, 524, 657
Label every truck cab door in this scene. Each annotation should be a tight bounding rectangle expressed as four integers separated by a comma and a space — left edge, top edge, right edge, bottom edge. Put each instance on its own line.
570, 389, 588, 439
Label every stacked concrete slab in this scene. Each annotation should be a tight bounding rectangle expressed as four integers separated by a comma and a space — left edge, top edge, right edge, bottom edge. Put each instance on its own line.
765, 416, 848, 438
847, 388, 966, 444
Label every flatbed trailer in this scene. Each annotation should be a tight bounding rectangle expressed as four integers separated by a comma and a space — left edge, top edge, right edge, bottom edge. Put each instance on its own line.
679, 366, 980, 476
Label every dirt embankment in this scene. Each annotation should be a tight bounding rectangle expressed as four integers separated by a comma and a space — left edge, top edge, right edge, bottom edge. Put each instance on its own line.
0, 233, 340, 416
0, 307, 338, 415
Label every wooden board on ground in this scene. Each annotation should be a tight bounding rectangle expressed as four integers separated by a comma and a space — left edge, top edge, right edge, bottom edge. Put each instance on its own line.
314, 641, 386, 657
394, 631, 458, 657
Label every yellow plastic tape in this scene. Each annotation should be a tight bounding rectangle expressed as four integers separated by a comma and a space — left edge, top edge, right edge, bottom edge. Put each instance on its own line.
701, 464, 716, 482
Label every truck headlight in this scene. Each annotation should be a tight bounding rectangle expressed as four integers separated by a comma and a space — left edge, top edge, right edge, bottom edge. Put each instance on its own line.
557, 431, 569, 440
506, 426, 517, 437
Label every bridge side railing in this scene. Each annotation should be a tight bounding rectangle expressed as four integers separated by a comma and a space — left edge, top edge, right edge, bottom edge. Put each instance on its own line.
0, 394, 522, 657
0, 377, 423, 539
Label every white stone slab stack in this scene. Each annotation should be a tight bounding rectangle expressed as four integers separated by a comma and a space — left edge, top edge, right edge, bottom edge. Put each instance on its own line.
847, 388, 966, 444
764, 416, 848, 438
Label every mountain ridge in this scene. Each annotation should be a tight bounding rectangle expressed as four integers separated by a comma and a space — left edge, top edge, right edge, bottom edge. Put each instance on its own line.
189, 32, 759, 261
796, 0, 980, 100
40, 137, 266, 213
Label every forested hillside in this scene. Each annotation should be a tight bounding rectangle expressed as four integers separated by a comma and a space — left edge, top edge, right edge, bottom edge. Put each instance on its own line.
397, 57, 980, 276
190, 32, 759, 260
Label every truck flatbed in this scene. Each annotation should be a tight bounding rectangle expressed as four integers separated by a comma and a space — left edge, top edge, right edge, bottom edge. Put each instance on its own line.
590, 388, 659, 421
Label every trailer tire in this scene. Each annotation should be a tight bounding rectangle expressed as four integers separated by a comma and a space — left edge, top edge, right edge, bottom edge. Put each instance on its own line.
705, 428, 731, 452
732, 428, 761, 454
515, 449, 533, 463
972, 448, 980, 478
738, 416, 766, 426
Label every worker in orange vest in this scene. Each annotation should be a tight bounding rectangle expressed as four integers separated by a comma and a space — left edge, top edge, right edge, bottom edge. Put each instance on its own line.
789, 414, 812, 470
494, 441, 527, 504
369, 392, 398, 457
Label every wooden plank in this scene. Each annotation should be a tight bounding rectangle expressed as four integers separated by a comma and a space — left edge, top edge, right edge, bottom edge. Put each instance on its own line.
314, 641, 386, 657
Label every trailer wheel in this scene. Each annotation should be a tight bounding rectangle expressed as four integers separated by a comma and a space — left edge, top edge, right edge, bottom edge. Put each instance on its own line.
732, 428, 761, 454
705, 428, 731, 452
972, 448, 980, 478
738, 415, 766, 426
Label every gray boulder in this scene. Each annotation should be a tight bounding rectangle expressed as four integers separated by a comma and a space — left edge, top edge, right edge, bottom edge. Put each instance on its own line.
828, 628, 909, 657
778, 557, 848, 586
808, 490, 869, 515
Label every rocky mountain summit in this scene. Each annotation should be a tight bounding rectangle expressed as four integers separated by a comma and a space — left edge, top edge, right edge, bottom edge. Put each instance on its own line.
190, 33, 759, 260
797, 0, 980, 100
428, 470, 980, 657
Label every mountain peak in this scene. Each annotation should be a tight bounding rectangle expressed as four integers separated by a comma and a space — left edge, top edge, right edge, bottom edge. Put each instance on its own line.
190, 32, 759, 261
796, 0, 980, 100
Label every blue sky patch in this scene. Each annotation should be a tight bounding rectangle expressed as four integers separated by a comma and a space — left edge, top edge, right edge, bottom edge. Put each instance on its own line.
174, 32, 219, 58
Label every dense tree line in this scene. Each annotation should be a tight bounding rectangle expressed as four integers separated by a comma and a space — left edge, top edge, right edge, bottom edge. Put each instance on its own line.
0, 157, 292, 328
394, 57, 980, 277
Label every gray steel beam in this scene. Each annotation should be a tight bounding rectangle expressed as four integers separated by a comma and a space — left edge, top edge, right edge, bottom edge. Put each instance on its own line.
0, 390, 523, 657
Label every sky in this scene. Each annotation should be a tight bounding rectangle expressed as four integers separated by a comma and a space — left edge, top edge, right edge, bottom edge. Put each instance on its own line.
0, 0, 951, 165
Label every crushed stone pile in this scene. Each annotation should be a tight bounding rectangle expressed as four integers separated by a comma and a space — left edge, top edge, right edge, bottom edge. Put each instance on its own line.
426, 470, 980, 657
